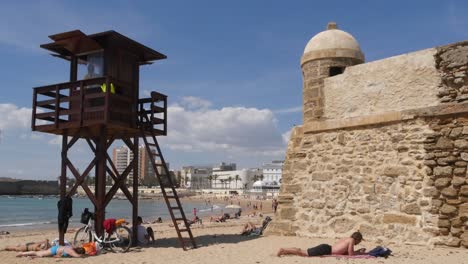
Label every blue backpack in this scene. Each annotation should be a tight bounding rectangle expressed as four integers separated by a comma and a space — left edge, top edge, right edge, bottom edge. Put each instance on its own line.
368, 246, 392, 258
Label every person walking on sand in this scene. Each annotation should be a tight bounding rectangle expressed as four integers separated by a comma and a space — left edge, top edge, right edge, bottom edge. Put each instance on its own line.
277, 231, 366, 257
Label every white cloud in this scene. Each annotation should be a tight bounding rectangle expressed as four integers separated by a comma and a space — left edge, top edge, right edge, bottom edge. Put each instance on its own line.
159, 100, 287, 156
180, 96, 212, 110
0, 103, 31, 130
282, 129, 292, 145
273, 106, 302, 114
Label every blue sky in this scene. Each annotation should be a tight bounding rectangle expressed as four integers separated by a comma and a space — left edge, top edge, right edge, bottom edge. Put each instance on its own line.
0, 0, 467, 180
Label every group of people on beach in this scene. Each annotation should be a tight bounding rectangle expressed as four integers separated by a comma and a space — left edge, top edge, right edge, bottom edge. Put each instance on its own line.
5, 216, 155, 258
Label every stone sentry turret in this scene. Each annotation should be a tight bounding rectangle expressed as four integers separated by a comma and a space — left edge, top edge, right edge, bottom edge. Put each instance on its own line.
267, 21, 468, 247
301, 22, 364, 123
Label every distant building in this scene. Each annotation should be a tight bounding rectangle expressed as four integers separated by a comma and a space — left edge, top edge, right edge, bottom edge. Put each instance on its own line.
181, 165, 212, 189
112, 145, 170, 186
213, 162, 236, 172
262, 160, 284, 185
212, 168, 261, 190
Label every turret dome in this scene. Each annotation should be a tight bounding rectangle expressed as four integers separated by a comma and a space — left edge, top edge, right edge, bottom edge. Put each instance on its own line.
301, 22, 364, 65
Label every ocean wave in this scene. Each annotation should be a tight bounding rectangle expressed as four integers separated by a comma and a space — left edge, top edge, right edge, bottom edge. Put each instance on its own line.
0, 221, 54, 227
197, 204, 221, 212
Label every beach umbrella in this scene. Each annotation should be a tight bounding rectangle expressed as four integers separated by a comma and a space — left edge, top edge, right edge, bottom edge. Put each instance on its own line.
225, 204, 241, 209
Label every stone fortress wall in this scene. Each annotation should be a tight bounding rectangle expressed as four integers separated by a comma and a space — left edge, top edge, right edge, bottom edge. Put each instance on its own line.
266, 23, 468, 248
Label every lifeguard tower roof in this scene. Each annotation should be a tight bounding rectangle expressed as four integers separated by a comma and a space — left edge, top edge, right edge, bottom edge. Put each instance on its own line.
40, 30, 167, 64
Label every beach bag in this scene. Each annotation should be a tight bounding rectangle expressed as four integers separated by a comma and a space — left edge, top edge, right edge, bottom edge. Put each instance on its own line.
368, 246, 392, 258
82, 241, 100, 256
81, 208, 93, 224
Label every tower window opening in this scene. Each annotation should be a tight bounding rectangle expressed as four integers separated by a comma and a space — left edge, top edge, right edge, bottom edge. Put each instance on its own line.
329, 67, 345, 77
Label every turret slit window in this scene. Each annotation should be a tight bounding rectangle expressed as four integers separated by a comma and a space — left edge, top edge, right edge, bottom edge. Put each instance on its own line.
329, 66, 345, 77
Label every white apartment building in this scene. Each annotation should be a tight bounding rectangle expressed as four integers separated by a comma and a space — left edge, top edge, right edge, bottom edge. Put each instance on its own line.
262, 160, 284, 184
212, 168, 261, 190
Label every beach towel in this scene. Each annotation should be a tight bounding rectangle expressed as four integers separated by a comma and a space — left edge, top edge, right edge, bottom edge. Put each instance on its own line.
321, 255, 376, 259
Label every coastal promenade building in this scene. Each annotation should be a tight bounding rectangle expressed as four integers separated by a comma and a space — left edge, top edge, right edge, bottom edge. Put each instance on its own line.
262, 160, 284, 184
266, 22, 468, 248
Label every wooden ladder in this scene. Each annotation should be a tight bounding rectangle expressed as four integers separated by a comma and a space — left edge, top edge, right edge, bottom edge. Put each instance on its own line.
139, 119, 197, 250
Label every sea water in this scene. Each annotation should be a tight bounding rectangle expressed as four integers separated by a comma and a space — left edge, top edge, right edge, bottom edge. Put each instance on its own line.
0, 196, 222, 231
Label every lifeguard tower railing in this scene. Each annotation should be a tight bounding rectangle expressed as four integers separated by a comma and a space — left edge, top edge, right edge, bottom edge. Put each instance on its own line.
32, 76, 167, 138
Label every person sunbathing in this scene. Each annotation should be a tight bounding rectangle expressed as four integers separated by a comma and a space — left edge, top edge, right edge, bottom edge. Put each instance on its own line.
16, 245, 85, 258
3, 239, 50, 252
277, 231, 366, 257
241, 216, 272, 236
241, 222, 261, 235
210, 214, 226, 222
188, 216, 202, 226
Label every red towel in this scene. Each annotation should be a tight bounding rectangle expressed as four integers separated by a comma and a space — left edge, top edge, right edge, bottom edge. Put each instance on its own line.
103, 218, 116, 234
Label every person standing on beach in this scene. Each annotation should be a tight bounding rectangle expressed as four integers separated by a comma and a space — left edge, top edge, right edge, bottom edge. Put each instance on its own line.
193, 208, 197, 217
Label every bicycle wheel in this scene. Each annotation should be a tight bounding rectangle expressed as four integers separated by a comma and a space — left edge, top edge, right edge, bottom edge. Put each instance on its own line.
73, 226, 93, 246
107, 226, 132, 253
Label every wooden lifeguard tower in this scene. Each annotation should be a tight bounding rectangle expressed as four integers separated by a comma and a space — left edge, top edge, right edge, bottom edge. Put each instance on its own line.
31, 30, 196, 250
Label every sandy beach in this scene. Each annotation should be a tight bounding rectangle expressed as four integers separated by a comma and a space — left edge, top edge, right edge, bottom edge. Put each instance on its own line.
1, 208, 467, 264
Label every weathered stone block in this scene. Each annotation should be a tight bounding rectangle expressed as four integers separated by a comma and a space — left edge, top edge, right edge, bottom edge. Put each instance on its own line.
452, 177, 466, 187
283, 184, 302, 193
440, 228, 450, 236
311, 200, 325, 209
383, 166, 408, 177
436, 137, 453, 149
446, 199, 463, 205
442, 187, 458, 198
454, 167, 466, 176
311, 171, 333, 181
461, 152, 468, 161
423, 187, 440, 198
460, 185, 468, 196
331, 217, 356, 233
460, 203, 468, 217
450, 127, 463, 138
455, 139, 468, 149
435, 178, 451, 188
461, 232, 468, 248
438, 219, 451, 227
382, 213, 416, 225
433, 166, 453, 177
402, 203, 421, 215
445, 237, 461, 247
279, 207, 298, 220
440, 204, 458, 215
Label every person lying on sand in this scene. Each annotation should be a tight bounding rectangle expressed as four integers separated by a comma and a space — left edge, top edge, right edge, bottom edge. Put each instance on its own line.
241, 222, 261, 235
210, 214, 226, 222
16, 245, 85, 258
277, 231, 366, 257
3, 239, 50, 252
188, 216, 202, 226
241, 216, 272, 236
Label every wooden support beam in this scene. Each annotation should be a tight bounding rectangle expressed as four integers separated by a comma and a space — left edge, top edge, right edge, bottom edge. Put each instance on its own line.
132, 136, 139, 245
67, 157, 97, 197
103, 158, 134, 207
66, 158, 97, 206
59, 130, 68, 246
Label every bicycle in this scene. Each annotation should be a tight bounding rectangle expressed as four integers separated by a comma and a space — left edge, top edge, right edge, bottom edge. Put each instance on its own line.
73, 209, 132, 253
